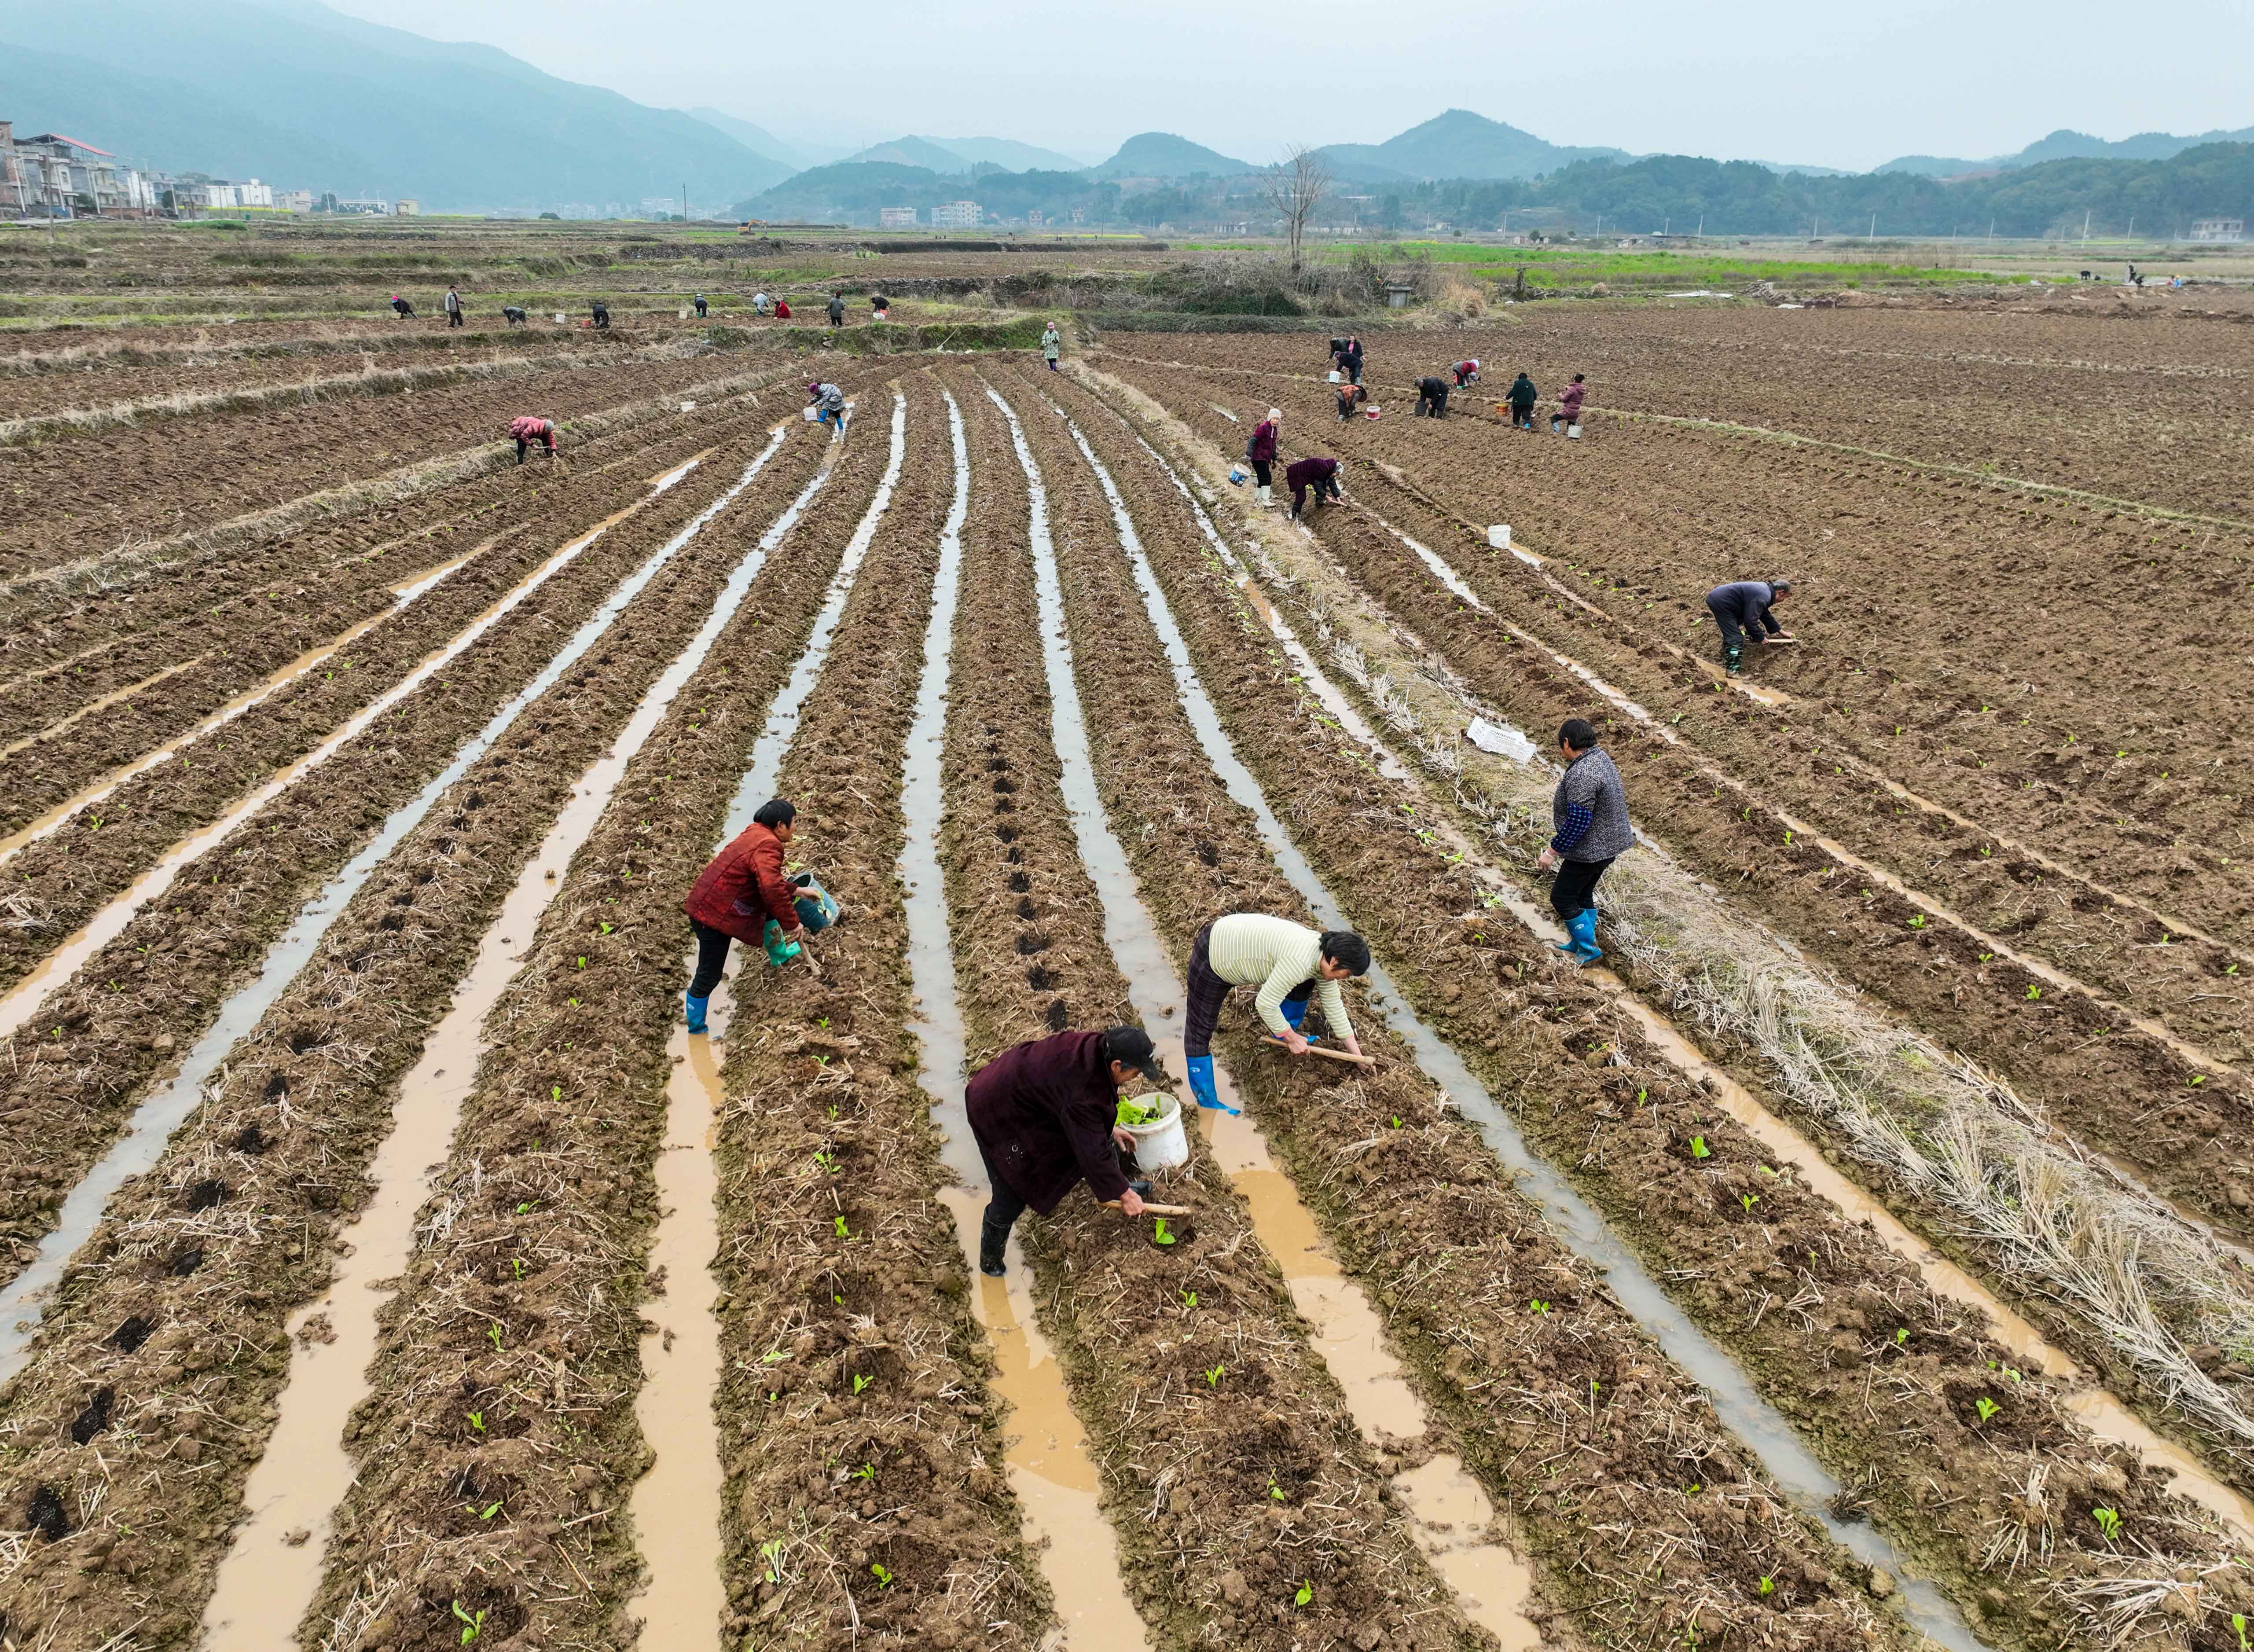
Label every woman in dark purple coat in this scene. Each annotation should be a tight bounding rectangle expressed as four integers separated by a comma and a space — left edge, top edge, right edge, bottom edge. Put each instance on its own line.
966, 1026, 1163, 1275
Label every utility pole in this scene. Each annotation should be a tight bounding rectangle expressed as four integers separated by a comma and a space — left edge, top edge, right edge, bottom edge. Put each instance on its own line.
2081, 208, 2090, 243
1869, 211, 1877, 239
682, 180, 688, 223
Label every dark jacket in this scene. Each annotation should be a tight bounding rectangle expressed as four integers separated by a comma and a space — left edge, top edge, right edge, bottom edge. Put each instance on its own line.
683, 822, 801, 942
1551, 747, 1634, 863
1506, 374, 1538, 410
966, 1031, 1131, 1214
1248, 419, 1279, 463
1285, 456, 1339, 493
1705, 580, 1783, 638
827, 296, 845, 323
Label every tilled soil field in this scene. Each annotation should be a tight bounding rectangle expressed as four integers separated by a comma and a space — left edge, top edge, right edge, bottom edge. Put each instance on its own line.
1094, 340, 2254, 1247
7, 254, 2251, 1652
0, 342, 792, 577
1018, 362, 2254, 1648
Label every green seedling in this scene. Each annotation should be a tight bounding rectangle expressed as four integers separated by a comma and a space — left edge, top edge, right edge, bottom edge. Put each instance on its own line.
834, 1215, 850, 1238
516, 1200, 535, 1215
1178, 1290, 1197, 1309
1978, 953, 1993, 963
568, 996, 579, 1007
870, 1562, 893, 1589
1739, 1193, 1759, 1215
1974, 1396, 2000, 1424
2228, 964, 2241, 977
467, 1411, 485, 1433
452, 1601, 486, 1645
854, 1462, 875, 1480
761, 1351, 789, 1365
1153, 1218, 1177, 1246
2026, 985, 2042, 1000
479, 1501, 502, 1520
1205, 1363, 1226, 1388
1636, 1088, 1648, 1106
1894, 1328, 1909, 1347
2232, 1613, 2248, 1652
813, 1150, 841, 1175
511, 1258, 524, 1281
852, 1375, 872, 1396
2092, 1506, 2122, 1541
817, 1016, 830, 1029
550, 1085, 561, 1101
760, 1540, 785, 1584
1690, 1135, 1711, 1159
1390, 1116, 1402, 1129
1294, 1581, 1313, 1608
1529, 1298, 1552, 1315
1906, 914, 1926, 929
486, 1322, 503, 1353
1758, 1575, 1775, 1597
1269, 1477, 1285, 1501
575, 956, 586, 969
2191, 1075, 2208, 1087
598, 921, 613, 935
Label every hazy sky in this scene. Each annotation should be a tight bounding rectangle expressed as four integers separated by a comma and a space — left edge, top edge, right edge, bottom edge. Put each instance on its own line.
323, 0, 2251, 171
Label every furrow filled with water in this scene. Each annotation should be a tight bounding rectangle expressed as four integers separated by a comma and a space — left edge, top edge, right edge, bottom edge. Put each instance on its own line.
965, 374, 1490, 1652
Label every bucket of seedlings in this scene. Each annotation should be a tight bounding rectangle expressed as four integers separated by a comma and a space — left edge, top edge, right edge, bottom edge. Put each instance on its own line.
1117, 1090, 1188, 1173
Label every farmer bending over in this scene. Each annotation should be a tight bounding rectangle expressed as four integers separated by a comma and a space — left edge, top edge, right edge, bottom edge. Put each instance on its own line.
1181, 914, 1368, 1114
805, 380, 848, 440
389, 294, 415, 318
1286, 455, 1342, 520
508, 415, 557, 464
1414, 375, 1451, 418
1539, 719, 1633, 965
1335, 380, 1367, 421
591, 299, 610, 329
1703, 578, 1794, 675
1452, 358, 1482, 388
679, 798, 839, 1032
967, 1026, 1164, 1276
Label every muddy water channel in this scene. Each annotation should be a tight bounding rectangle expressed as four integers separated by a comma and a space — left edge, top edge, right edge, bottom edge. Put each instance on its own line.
905, 393, 1151, 1651
988, 382, 1541, 1647
1035, 391, 1993, 1652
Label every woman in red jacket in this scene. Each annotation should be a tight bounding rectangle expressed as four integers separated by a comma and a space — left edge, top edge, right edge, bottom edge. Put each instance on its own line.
680, 798, 833, 1031
1245, 407, 1280, 506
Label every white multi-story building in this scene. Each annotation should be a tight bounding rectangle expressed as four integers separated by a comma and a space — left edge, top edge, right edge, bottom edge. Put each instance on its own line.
2191, 218, 2245, 243
879, 206, 917, 228
929, 200, 981, 229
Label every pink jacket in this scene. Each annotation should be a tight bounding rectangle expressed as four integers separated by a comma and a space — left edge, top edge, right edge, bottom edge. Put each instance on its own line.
1560, 382, 1586, 415
509, 416, 554, 447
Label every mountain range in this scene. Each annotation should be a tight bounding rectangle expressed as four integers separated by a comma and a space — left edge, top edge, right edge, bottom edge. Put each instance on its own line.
0, 1, 2241, 221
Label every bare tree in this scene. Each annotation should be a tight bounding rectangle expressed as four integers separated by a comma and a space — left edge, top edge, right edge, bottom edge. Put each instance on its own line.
1261, 144, 1332, 278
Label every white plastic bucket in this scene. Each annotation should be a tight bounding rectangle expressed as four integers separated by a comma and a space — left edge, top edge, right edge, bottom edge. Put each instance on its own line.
1328, 369, 1343, 383
802, 405, 819, 422
553, 312, 567, 324
678, 308, 690, 320
1568, 423, 1582, 439
1487, 524, 1512, 550
1122, 1091, 1189, 1173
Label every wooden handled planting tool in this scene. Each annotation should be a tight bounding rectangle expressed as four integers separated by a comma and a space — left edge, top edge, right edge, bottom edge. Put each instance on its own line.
1263, 1036, 1377, 1067
1104, 1200, 1192, 1216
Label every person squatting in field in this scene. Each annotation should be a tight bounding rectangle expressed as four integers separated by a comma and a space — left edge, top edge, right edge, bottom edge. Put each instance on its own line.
1246, 406, 1281, 504
1551, 373, 1587, 433
508, 415, 557, 463
1452, 359, 1482, 388
679, 798, 840, 1033
389, 294, 415, 318
966, 1024, 1165, 1275
1506, 371, 1539, 429
1335, 379, 1368, 420
1703, 578, 1794, 675
502, 305, 529, 326
1414, 375, 1451, 418
1286, 455, 1342, 518
1180, 914, 1369, 1114
806, 379, 848, 439
590, 299, 610, 329
1540, 718, 1634, 964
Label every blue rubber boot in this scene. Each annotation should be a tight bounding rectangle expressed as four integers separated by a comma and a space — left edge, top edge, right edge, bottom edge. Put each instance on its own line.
1555, 908, 1602, 965
684, 992, 709, 1035
1279, 996, 1319, 1045
1186, 1055, 1237, 1116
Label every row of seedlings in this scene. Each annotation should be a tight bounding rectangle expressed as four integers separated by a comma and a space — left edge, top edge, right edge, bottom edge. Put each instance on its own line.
297, 405, 899, 1651
0, 399, 853, 1277
709, 375, 1057, 1649
952, 374, 1494, 1652
1038, 366, 2254, 1649
0, 399, 838, 1647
